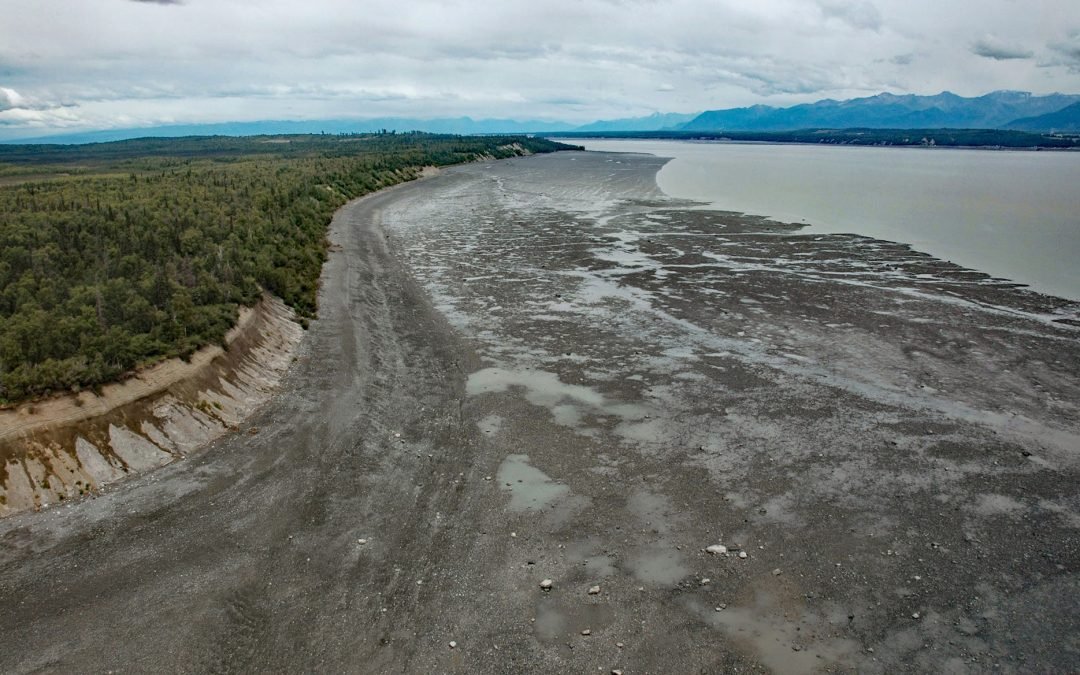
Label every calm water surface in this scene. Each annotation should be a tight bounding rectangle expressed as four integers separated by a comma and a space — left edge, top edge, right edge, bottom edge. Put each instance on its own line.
576, 139, 1080, 301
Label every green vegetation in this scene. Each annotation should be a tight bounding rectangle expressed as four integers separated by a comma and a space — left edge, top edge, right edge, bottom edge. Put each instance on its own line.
549, 128, 1080, 148
0, 133, 579, 404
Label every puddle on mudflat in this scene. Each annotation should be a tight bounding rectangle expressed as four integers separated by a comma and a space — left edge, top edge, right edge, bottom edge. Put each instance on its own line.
469, 368, 606, 408
615, 417, 667, 444
627, 490, 677, 536
534, 598, 616, 644
466, 367, 650, 433
533, 602, 567, 642
564, 541, 619, 578
624, 490, 687, 584
550, 403, 584, 428
496, 454, 570, 511
477, 414, 504, 435
687, 593, 860, 675
627, 545, 688, 586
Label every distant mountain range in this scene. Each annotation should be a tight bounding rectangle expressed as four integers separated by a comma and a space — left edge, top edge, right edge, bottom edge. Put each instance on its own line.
680, 91, 1080, 132
1004, 101, 1080, 132
4, 90, 1079, 145
573, 112, 700, 133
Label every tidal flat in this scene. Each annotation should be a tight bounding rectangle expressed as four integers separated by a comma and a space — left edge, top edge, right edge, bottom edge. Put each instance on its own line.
0, 150, 1076, 674
382, 150, 1080, 672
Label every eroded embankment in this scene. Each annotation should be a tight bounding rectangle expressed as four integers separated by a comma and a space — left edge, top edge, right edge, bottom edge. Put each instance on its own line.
0, 295, 303, 516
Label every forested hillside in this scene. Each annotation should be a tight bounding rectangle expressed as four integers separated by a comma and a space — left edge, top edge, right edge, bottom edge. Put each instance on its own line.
0, 133, 577, 404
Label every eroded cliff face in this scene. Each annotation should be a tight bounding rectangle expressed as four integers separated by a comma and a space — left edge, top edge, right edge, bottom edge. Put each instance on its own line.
0, 295, 303, 516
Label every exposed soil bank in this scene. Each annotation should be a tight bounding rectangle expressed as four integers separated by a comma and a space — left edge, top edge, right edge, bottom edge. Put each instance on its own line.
0, 295, 302, 516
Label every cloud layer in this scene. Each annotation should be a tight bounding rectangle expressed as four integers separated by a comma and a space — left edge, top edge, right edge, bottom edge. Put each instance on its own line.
971, 36, 1035, 61
1, 0, 1079, 137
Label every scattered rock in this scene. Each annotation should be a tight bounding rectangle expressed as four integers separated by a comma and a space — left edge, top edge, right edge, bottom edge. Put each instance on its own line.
701, 578, 711, 585
912, 612, 921, 619
581, 629, 592, 636
706, 544, 728, 555
448, 641, 457, 649
738, 551, 748, 559
588, 585, 601, 595
357, 538, 367, 545
616, 642, 624, 648
540, 579, 554, 591
772, 568, 782, 576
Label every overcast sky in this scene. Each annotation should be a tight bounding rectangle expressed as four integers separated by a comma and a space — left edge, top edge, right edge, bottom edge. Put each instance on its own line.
2, 0, 1079, 136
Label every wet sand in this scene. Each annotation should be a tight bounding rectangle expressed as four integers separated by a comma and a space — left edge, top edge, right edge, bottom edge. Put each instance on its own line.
0, 151, 1077, 673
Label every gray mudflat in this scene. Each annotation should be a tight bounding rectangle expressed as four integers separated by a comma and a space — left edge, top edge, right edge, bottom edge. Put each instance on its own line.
1, 151, 1078, 673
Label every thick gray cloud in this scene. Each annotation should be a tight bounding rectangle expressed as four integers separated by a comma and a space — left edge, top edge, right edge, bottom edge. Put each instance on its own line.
1049, 32, 1080, 71
818, 0, 882, 32
972, 35, 1034, 61
0, 87, 21, 111
1, 0, 1078, 138
0, 87, 56, 115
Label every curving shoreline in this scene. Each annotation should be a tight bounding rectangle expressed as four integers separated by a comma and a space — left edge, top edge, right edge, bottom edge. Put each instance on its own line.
0, 164, 462, 518
0, 150, 1077, 672
0, 166, 449, 518
0, 294, 303, 516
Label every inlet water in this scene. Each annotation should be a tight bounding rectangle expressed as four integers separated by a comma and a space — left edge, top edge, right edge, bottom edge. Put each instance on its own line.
577, 139, 1080, 301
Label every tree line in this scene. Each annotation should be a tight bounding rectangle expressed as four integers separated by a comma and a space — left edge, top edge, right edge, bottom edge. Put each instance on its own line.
0, 133, 578, 404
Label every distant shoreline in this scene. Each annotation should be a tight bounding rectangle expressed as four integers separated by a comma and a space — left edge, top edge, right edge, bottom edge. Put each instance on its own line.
548, 128, 1080, 150
555, 137, 1080, 153
569, 140, 1080, 302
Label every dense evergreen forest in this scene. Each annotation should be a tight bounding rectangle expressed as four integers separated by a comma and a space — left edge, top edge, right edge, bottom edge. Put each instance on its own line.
0, 133, 577, 404
550, 128, 1080, 148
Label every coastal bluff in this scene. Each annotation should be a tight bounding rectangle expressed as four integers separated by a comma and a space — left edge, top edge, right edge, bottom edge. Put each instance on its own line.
0, 295, 302, 517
